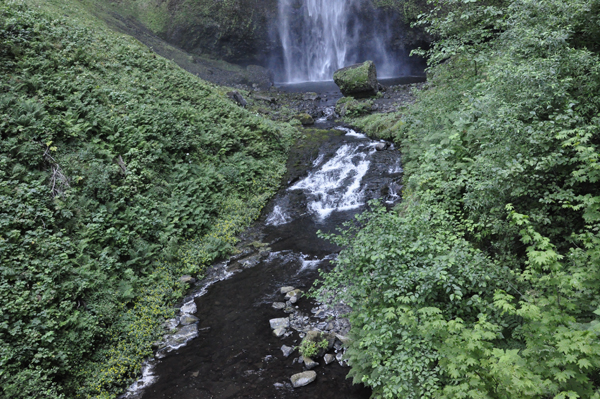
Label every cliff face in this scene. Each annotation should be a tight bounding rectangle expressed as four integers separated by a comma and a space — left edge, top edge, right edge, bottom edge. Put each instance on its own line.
162, 0, 280, 65
87, 0, 429, 71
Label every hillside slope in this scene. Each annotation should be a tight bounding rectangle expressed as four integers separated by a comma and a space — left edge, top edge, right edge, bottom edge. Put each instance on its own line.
320, 0, 600, 397
0, 1, 296, 397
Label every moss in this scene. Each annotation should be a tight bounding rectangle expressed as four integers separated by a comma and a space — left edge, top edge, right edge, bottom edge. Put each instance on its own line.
335, 97, 373, 117
333, 61, 378, 96
294, 113, 315, 125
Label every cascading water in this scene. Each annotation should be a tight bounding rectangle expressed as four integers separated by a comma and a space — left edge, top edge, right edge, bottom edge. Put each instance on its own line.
277, 0, 402, 82
278, 0, 356, 82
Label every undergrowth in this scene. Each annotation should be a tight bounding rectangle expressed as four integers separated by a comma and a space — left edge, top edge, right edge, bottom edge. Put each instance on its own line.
317, 0, 600, 398
0, 1, 296, 397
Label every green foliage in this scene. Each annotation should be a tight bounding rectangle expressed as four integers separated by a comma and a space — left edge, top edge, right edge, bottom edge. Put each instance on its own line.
0, 1, 296, 398
336, 97, 374, 118
317, 0, 600, 397
298, 337, 329, 359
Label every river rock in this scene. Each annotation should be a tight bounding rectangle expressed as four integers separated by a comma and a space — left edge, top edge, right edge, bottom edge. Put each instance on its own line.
285, 289, 302, 300
227, 91, 247, 107
270, 318, 290, 330
324, 353, 336, 365
281, 345, 294, 358
280, 286, 295, 294
290, 371, 317, 388
179, 275, 196, 284
272, 302, 286, 310
335, 334, 351, 345
179, 315, 199, 326
294, 113, 314, 126
375, 142, 389, 151
333, 60, 378, 97
273, 327, 287, 338
302, 356, 319, 370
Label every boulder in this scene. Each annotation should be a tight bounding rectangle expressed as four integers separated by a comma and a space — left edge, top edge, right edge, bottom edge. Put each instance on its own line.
285, 289, 303, 300
269, 318, 290, 330
179, 315, 199, 326
281, 345, 295, 358
294, 113, 314, 126
375, 142, 389, 151
290, 371, 317, 388
179, 275, 196, 284
280, 286, 295, 294
324, 353, 336, 365
302, 356, 319, 370
272, 302, 286, 310
333, 60, 378, 97
273, 327, 287, 337
227, 91, 247, 107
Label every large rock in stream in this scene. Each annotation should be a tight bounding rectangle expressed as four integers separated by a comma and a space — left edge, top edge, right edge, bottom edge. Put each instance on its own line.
290, 371, 317, 388
333, 61, 379, 97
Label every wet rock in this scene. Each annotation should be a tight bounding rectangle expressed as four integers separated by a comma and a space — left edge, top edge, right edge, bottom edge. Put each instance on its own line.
324, 353, 336, 365
289, 295, 299, 304
335, 334, 351, 345
179, 315, 199, 326
280, 286, 295, 295
285, 289, 302, 300
273, 327, 287, 338
302, 356, 319, 370
272, 302, 286, 310
227, 91, 247, 107
375, 142, 389, 151
290, 371, 317, 388
333, 60, 378, 97
179, 275, 196, 284
281, 345, 294, 358
336, 352, 348, 366
270, 318, 290, 330
163, 324, 198, 348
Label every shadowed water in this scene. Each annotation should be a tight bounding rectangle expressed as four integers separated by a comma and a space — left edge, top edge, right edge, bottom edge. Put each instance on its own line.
122, 127, 402, 399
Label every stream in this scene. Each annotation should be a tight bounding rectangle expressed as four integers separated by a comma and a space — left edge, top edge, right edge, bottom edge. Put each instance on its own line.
122, 113, 403, 399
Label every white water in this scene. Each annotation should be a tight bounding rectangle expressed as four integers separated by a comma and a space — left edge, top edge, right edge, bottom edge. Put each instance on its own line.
277, 0, 400, 82
278, 0, 355, 82
290, 142, 372, 219
266, 205, 291, 226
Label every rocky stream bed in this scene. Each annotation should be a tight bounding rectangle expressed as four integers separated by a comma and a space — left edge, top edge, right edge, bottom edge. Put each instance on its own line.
119, 80, 416, 399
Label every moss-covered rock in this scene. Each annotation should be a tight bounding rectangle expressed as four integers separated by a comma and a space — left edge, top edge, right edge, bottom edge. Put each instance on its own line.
294, 113, 315, 126
335, 97, 374, 117
333, 61, 379, 97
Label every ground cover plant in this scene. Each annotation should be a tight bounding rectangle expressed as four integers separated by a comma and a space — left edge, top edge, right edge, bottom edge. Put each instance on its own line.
317, 0, 600, 397
0, 1, 297, 397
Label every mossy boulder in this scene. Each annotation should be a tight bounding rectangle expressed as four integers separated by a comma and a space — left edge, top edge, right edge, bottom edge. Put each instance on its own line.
333, 61, 379, 97
294, 113, 315, 126
335, 97, 373, 117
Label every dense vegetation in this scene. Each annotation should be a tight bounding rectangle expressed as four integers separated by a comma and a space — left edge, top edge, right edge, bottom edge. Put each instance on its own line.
319, 0, 600, 397
0, 1, 296, 397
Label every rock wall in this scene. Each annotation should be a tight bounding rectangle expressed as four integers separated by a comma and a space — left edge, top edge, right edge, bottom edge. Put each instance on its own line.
92, 0, 429, 72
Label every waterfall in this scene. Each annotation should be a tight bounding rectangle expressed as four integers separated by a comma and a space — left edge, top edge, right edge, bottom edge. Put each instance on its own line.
277, 0, 403, 83
278, 0, 357, 82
